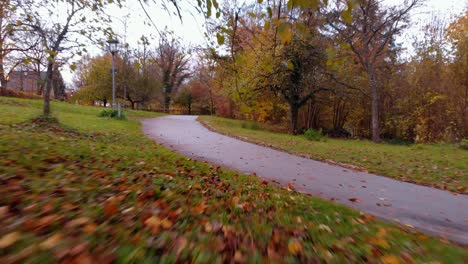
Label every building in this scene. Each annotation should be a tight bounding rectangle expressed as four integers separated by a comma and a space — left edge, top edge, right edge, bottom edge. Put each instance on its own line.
7, 70, 47, 95
7, 69, 65, 99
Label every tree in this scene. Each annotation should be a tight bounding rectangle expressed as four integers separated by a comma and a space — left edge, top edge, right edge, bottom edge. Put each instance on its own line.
326, 0, 420, 142
266, 35, 328, 134
174, 86, 194, 114
0, 0, 37, 93
154, 34, 191, 112
125, 35, 161, 110
22, 0, 113, 116
447, 12, 468, 136
74, 54, 112, 106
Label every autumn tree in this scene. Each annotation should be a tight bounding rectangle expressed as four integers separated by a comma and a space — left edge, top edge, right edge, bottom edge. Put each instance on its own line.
447, 12, 468, 136
0, 0, 38, 93
264, 35, 328, 134
174, 86, 194, 114
74, 54, 112, 106
21, 0, 114, 116
325, 0, 420, 142
154, 34, 190, 112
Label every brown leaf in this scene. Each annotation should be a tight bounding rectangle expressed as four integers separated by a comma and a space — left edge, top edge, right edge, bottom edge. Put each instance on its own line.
234, 250, 244, 263
161, 218, 173, 229
144, 216, 162, 234
204, 222, 212, 232
72, 253, 94, 264
83, 223, 97, 234
348, 197, 360, 203
66, 217, 90, 228
103, 202, 118, 217
381, 254, 401, 264
39, 233, 63, 250
401, 252, 415, 264
0, 206, 9, 218
0, 232, 21, 249
37, 214, 62, 229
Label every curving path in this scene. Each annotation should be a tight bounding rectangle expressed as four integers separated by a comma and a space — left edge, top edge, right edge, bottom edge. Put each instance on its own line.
142, 115, 468, 245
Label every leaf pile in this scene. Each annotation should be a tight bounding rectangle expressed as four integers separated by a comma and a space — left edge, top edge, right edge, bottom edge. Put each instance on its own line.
0, 121, 466, 263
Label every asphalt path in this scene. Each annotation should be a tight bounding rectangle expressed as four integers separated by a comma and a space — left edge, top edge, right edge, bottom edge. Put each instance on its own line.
142, 115, 468, 245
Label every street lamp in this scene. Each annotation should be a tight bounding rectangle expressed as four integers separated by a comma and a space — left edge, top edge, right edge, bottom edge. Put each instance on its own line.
108, 39, 119, 111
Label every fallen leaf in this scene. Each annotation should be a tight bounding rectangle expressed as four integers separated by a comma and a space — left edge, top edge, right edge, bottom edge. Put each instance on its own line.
204, 222, 212, 232
83, 223, 97, 234
234, 250, 244, 263
401, 252, 415, 264
369, 237, 390, 249
161, 218, 172, 229
0, 206, 8, 218
381, 254, 401, 264
0, 232, 20, 249
145, 216, 161, 227
348, 197, 360, 203
66, 217, 90, 228
38, 214, 62, 228
318, 224, 332, 233
377, 228, 387, 238
39, 233, 63, 250
103, 201, 118, 217
288, 238, 303, 255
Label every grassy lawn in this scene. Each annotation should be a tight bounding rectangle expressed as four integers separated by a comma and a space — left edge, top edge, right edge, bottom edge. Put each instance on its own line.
198, 116, 468, 193
0, 97, 466, 263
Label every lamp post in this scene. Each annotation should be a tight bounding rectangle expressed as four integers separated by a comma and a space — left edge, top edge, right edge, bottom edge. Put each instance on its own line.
108, 39, 119, 111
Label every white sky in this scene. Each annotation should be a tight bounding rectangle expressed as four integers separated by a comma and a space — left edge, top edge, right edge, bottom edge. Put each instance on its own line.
62, 0, 467, 85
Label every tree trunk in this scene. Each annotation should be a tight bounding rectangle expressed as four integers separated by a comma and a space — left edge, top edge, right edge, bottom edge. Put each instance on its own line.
103, 99, 107, 107
290, 104, 299, 135
164, 93, 170, 113
0, 77, 7, 95
367, 64, 380, 142
209, 89, 214, 115
43, 59, 55, 117
0, 62, 7, 95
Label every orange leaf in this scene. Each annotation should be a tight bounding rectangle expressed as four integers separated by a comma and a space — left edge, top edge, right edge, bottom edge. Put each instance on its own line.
0, 232, 20, 249
103, 202, 118, 217
288, 238, 303, 255
161, 219, 173, 229
381, 255, 401, 264
39, 233, 63, 250
83, 223, 97, 234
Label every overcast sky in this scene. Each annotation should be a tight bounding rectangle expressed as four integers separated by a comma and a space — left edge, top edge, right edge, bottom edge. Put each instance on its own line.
63, 0, 467, 85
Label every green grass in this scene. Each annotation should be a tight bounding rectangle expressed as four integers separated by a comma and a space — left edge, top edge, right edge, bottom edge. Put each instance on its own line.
0, 97, 466, 263
199, 116, 468, 193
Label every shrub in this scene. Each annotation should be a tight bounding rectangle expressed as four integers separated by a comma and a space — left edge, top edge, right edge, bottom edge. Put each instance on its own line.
304, 129, 326, 142
98, 109, 127, 120
459, 139, 468, 150
240, 120, 260, 130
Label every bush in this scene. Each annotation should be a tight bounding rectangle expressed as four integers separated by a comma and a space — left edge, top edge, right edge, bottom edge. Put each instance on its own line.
98, 109, 127, 120
459, 139, 468, 150
304, 129, 326, 142
240, 120, 260, 130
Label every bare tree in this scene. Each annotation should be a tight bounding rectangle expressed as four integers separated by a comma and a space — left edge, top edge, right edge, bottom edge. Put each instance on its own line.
22, 0, 113, 116
0, 0, 38, 93
325, 0, 420, 142
154, 34, 190, 112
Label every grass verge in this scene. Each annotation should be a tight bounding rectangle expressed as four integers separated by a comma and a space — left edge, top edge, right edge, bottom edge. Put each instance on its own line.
198, 116, 467, 193
0, 97, 466, 263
